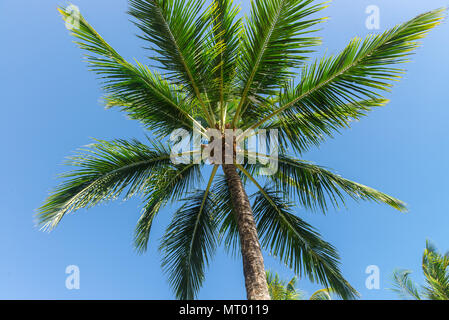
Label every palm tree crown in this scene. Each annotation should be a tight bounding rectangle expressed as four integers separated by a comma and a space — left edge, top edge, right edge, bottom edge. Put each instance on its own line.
392, 241, 449, 300
266, 271, 333, 300
38, 0, 445, 300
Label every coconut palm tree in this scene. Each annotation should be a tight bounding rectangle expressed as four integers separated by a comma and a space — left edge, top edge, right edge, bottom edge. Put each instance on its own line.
392, 241, 449, 300
267, 271, 333, 300
37, 0, 444, 300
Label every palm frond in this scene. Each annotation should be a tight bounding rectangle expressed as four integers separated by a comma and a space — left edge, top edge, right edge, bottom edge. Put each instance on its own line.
266, 271, 303, 300
391, 269, 422, 300
263, 98, 389, 154
212, 175, 241, 256
309, 288, 332, 300
128, 0, 215, 125
36, 139, 175, 231
160, 189, 219, 299
246, 8, 446, 132
422, 241, 449, 300
134, 162, 203, 253
267, 272, 285, 300
205, 0, 242, 118
58, 6, 196, 137
391, 241, 449, 300
232, 0, 327, 126
253, 154, 407, 212
252, 186, 359, 299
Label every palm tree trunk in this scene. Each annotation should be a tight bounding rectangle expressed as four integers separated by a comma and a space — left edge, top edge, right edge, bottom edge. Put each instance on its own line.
222, 164, 271, 300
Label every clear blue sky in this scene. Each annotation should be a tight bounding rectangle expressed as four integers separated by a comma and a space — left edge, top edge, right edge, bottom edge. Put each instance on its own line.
1, 0, 448, 299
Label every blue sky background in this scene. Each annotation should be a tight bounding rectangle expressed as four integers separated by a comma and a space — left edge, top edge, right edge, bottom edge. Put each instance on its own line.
1, 0, 448, 299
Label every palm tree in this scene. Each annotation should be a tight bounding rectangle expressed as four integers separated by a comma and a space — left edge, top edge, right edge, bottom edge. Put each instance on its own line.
392, 241, 449, 300
267, 271, 333, 300
37, 0, 444, 300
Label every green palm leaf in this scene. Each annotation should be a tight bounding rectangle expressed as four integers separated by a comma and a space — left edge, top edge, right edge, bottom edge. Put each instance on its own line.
422, 241, 449, 300
160, 189, 219, 299
267, 271, 334, 300
58, 7, 198, 137
252, 186, 358, 299
212, 175, 240, 256
246, 8, 445, 132
391, 241, 449, 300
205, 0, 242, 116
257, 154, 407, 212
245, 153, 406, 212
233, 0, 327, 125
134, 162, 203, 253
37, 139, 175, 231
309, 288, 332, 300
267, 271, 303, 300
129, 0, 215, 125
263, 98, 389, 154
